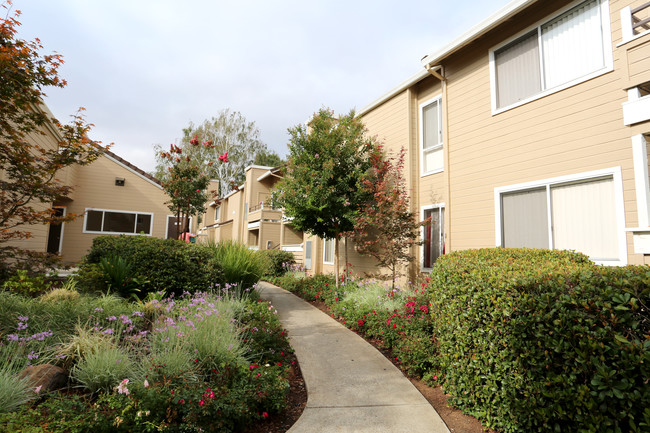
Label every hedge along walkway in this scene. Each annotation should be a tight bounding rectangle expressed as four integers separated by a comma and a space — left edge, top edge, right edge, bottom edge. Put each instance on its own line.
257, 281, 450, 433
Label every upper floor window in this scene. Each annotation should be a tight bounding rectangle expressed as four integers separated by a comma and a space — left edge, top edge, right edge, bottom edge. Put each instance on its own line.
214, 206, 221, 223
420, 96, 443, 176
491, 0, 612, 112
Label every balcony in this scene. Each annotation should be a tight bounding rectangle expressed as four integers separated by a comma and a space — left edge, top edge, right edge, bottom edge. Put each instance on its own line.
247, 203, 282, 223
623, 84, 650, 125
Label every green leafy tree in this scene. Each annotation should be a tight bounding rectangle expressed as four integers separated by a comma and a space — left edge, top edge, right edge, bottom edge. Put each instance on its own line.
0, 2, 104, 273
348, 146, 425, 289
274, 108, 373, 286
154, 109, 269, 195
253, 148, 284, 167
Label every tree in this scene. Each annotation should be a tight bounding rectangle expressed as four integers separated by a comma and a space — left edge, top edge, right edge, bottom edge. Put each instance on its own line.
154, 109, 268, 195
348, 146, 425, 289
158, 143, 214, 240
0, 2, 104, 273
253, 148, 284, 167
274, 108, 373, 287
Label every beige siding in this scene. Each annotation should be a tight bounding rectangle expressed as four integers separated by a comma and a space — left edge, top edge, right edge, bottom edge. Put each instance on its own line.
260, 222, 281, 250
60, 155, 170, 263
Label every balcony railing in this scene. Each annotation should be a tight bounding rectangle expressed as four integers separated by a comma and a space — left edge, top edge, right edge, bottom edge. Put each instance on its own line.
249, 202, 280, 213
622, 2, 650, 42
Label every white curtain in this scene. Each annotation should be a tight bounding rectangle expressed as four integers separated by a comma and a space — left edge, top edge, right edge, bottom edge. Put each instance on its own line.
542, 0, 604, 89
551, 177, 617, 260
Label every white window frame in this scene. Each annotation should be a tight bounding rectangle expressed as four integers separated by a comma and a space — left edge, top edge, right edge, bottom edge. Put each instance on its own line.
165, 215, 193, 239
323, 238, 335, 265
631, 134, 650, 228
421, 203, 445, 271
83, 208, 154, 236
214, 206, 221, 223
494, 167, 627, 266
419, 95, 444, 177
489, 0, 613, 114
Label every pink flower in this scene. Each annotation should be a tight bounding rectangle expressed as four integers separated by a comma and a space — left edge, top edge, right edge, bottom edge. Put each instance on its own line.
196, 189, 200, 193
116, 378, 130, 396
190, 135, 199, 145
199, 399, 205, 406
433, 375, 438, 381
144, 379, 149, 388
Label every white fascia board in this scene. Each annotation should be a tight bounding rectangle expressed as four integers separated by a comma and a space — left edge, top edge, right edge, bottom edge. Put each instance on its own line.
420, 0, 538, 67
357, 0, 538, 117
245, 165, 275, 173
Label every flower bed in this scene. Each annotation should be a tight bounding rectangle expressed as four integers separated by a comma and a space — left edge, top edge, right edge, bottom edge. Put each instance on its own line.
0, 288, 294, 432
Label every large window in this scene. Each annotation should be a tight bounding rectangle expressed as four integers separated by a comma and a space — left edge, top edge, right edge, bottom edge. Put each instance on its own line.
491, 0, 612, 111
323, 238, 335, 265
496, 169, 626, 265
422, 205, 445, 269
84, 209, 153, 235
420, 96, 443, 175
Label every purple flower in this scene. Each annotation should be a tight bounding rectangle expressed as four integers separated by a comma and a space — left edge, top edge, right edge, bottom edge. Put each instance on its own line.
107, 316, 117, 322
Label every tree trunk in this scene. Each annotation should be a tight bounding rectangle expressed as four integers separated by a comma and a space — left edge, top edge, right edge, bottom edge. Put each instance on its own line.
334, 234, 340, 288
344, 237, 349, 284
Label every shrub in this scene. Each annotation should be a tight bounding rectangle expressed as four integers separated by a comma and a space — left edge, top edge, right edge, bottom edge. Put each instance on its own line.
261, 249, 296, 277
206, 241, 267, 294
71, 345, 134, 394
0, 365, 34, 413
428, 248, 649, 433
2, 270, 53, 297
80, 235, 223, 297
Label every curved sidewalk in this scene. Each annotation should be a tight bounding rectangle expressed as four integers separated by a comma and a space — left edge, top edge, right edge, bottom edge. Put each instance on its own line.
257, 281, 450, 433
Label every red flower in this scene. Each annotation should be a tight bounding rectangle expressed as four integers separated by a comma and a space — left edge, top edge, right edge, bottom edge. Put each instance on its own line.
178, 398, 184, 404
262, 412, 269, 418
218, 152, 229, 163
199, 400, 205, 406
190, 135, 199, 145
433, 375, 438, 381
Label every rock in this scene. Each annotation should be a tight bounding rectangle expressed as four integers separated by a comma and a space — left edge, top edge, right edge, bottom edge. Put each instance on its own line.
18, 364, 68, 393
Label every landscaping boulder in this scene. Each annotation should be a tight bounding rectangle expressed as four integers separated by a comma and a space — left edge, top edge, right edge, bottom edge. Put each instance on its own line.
18, 364, 67, 393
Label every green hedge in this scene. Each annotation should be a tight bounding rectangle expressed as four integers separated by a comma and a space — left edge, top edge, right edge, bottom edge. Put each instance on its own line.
261, 249, 296, 277
429, 248, 650, 433
80, 236, 223, 297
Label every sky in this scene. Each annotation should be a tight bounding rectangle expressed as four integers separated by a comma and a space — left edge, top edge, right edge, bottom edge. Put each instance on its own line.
13, 0, 512, 173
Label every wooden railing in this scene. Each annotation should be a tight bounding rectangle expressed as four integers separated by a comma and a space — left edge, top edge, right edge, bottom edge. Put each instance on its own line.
632, 2, 650, 35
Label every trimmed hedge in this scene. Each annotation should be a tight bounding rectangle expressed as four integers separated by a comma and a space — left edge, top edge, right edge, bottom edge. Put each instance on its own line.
80, 236, 223, 297
428, 248, 650, 433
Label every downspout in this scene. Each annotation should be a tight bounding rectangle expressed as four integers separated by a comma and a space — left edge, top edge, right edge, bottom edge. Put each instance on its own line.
424, 64, 451, 255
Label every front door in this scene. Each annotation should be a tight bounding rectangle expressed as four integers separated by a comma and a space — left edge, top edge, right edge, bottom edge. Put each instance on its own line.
46, 207, 65, 255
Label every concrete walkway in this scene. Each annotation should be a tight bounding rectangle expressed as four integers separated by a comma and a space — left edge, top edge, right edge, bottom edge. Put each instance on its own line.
257, 281, 450, 433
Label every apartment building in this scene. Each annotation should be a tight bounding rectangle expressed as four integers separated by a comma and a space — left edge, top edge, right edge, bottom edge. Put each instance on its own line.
355, 0, 650, 275
198, 165, 309, 263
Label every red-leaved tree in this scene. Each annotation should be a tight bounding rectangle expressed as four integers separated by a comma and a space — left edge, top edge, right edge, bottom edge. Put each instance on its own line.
349, 145, 426, 289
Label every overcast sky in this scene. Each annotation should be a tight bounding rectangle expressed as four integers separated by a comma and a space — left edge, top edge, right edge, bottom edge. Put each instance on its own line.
14, 0, 511, 173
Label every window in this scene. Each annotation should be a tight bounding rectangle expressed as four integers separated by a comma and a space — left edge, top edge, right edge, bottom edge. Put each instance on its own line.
420, 96, 443, 175
84, 209, 153, 235
495, 169, 626, 265
492, 0, 612, 111
422, 205, 445, 269
214, 206, 221, 223
323, 238, 335, 265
